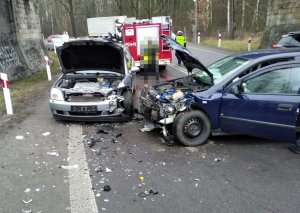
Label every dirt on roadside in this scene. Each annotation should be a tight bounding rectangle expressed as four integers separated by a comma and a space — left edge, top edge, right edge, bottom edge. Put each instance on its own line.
0, 75, 58, 135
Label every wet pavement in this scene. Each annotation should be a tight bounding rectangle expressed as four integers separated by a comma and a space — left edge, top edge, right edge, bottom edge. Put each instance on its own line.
82, 118, 300, 213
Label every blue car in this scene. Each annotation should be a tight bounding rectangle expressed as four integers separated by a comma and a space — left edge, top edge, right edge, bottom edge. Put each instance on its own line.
140, 35, 300, 152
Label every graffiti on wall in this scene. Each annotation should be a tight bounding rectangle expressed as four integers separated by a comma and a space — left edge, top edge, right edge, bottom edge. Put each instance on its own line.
0, 32, 22, 72
23, 39, 43, 71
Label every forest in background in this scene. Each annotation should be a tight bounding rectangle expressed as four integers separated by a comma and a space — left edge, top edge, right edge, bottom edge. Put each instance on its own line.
38, 0, 269, 41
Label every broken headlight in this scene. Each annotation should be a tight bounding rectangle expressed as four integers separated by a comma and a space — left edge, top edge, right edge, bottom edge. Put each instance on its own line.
161, 104, 176, 116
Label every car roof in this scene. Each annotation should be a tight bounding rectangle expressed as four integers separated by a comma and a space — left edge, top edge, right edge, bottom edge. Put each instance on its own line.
232, 48, 300, 59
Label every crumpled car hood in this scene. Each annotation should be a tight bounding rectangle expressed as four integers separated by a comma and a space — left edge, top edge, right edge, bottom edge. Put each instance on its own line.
56, 39, 125, 74
161, 35, 213, 80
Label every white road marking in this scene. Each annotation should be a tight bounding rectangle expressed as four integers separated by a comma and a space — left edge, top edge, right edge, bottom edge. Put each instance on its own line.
68, 124, 98, 213
187, 46, 228, 56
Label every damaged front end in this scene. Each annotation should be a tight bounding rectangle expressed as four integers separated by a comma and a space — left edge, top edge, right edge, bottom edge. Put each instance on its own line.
140, 76, 207, 136
50, 73, 132, 121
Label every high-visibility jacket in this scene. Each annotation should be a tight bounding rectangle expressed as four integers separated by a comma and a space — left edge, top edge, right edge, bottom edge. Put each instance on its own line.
175, 35, 186, 46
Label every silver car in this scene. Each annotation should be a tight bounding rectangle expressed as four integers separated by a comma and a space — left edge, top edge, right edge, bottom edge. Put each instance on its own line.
49, 39, 139, 121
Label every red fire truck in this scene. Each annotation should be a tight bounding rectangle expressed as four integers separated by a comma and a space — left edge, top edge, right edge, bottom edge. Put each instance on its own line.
122, 16, 173, 68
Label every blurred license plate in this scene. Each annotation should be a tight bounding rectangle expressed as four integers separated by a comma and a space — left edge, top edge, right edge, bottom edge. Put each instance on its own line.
71, 106, 97, 112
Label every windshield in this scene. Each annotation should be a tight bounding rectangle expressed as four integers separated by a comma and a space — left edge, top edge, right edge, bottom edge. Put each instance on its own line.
202, 56, 250, 84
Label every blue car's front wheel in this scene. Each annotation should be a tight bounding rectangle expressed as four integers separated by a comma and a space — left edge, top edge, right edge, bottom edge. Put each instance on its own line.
173, 110, 211, 146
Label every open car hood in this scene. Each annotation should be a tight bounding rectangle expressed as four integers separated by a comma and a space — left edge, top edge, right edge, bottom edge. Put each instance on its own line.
161, 35, 213, 80
57, 39, 124, 74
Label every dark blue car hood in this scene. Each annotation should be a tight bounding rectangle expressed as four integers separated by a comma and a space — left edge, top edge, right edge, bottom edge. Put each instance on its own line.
161, 35, 213, 80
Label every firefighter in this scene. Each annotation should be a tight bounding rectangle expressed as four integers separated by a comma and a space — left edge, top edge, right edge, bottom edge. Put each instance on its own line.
175, 31, 186, 65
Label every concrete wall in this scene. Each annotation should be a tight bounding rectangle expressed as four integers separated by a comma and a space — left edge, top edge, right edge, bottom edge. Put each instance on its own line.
261, 0, 300, 48
0, 0, 45, 81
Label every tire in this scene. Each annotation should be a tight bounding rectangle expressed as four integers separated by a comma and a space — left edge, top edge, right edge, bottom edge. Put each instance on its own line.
122, 90, 134, 116
173, 110, 211, 146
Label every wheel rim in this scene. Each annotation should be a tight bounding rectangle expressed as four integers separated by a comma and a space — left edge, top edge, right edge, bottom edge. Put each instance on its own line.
184, 117, 203, 138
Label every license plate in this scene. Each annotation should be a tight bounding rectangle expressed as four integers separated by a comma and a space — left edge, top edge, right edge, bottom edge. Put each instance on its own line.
71, 106, 97, 112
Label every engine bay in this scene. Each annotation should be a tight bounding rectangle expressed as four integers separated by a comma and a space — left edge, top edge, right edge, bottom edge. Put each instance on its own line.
57, 75, 122, 102
151, 76, 206, 103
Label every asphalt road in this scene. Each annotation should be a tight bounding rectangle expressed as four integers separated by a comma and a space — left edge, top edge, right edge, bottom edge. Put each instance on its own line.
1, 43, 300, 213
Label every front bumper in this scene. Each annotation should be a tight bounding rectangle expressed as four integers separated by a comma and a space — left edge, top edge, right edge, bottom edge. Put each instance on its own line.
49, 99, 131, 122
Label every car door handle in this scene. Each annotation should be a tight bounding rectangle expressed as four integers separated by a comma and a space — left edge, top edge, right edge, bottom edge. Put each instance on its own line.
277, 104, 293, 112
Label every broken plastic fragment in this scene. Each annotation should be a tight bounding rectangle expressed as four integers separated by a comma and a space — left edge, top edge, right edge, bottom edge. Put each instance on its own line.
214, 158, 221, 162
149, 190, 159, 195
96, 193, 101, 197
97, 125, 114, 134
16, 136, 24, 140
47, 152, 59, 156
61, 164, 79, 170
42, 132, 50, 136
95, 166, 104, 173
140, 122, 156, 132
115, 133, 122, 138
105, 168, 112, 173
139, 176, 145, 181
104, 199, 109, 202
95, 148, 101, 156
87, 138, 96, 148
103, 185, 111, 192
24, 188, 31, 193
23, 198, 33, 204
138, 192, 147, 197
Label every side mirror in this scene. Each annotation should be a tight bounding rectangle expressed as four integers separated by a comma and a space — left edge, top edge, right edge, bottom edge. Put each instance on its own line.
130, 66, 140, 73
231, 85, 240, 95
231, 83, 245, 95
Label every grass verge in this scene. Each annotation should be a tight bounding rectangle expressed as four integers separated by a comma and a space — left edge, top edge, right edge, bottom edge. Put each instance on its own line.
201, 37, 261, 52
0, 51, 59, 119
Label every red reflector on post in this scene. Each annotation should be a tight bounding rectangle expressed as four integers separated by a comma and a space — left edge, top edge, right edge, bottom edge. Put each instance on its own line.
1, 79, 9, 89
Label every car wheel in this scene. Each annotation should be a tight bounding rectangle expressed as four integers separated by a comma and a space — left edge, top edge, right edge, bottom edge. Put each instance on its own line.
122, 90, 134, 116
173, 110, 211, 146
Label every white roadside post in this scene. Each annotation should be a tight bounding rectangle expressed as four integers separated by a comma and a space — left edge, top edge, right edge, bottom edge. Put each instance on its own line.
0, 73, 13, 115
218, 32, 222, 48
248, 36, 252, 51
197, 32, 201, 44
45, 56, 52, 81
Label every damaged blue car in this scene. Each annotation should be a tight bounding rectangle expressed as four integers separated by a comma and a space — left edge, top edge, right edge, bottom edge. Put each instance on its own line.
140, 35, 300, 152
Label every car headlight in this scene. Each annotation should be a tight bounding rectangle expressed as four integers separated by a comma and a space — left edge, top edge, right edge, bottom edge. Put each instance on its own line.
50, 88, 64, 101
161, 104, 176, 116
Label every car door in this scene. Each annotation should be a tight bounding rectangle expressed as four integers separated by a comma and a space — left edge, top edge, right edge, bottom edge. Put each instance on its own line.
219, 63, 300, 143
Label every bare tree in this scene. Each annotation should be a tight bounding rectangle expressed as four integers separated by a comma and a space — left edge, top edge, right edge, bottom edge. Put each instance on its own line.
55, 0, 77, 37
